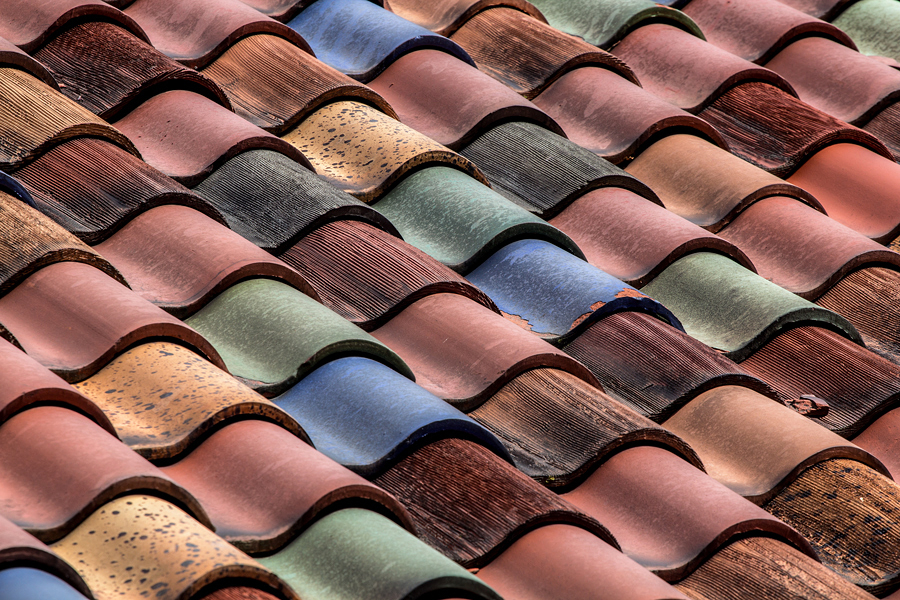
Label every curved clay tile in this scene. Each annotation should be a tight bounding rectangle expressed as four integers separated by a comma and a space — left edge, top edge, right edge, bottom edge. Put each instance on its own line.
717, 196, 900, 299
260, 508, 501, 600
34, 21, 231, 121
0, 338, 115, 435
161, 419, 412, 554
626, 135, 823, 232
641, 252, 863, 361
467, 239, 681, 342
476, 524, 691, 600
740, 326, 900, 438
854, 407, 900, 478
460, 121, 659, 218
0, 68, 138, 169
563, 311, 778, 423
0, 172, 34, 208
229, 0, 317, 22
611, 24, 795, 113
286, 0, 474, 82
683, 0, 855, 64
664, 385, 887, 503
369, 49, 563, 150
0, 568, 90, 600
863, 100, 900, 160
0, 261, 224, 382
676, 537, 876, 600
450, 7, 638, 99
50, 495, 297, 600
700, 82, 893, 177
202, 33, 394, 134
765, 459, 900, 594
193, 149, 396, 253
787, 143, 900, 242
0, 406, 210, 542
114, 90, 313, 186
185, 278, 413, 396
383, 0, 546, 36
274, 356, 511, 477
373, 167, 582, 273
374, 438, 616, 567
95, 205, 318, 318
471, 368, 701, 489
766, 37, 900, 125
283, 101, 488, 203
0, 0, 149, 52
74, 342, 307, 461
0, 517, 93, 598
13, 138, 225, 245
371, 293, 600, 411
549, 187, 756, 288
0, 191, 125, 297
833, 0, 900, 63
562, 445, 815, 581
0, 35, 57, 89
123, 0, 312, 68
776, 0, 859, 19
532, 66, 729, 164
531, 0, 704, 50
279, 219, 497, 330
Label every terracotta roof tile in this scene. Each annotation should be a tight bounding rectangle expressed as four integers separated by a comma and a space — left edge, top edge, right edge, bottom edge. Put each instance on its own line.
0, 34, 57, 88
383, 0, 545, 36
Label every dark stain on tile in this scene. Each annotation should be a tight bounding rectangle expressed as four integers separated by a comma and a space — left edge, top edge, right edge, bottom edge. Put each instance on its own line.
833, 0, 900, 63
384, 0, 546, 36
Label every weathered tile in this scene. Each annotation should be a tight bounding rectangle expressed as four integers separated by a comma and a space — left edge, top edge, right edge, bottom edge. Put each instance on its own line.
450, 7, 637, 99
371, 293, 599, 410
113, 90, 313, 186
369, 49, 563, 150
0, 516, 92, 597
73, 342, 306, 461
0, 68, 138, 170
476, 524, 691, 600
549, 187, 755, 288
202, 33, 394, 134
161, 420, 412, 554
374, 438, 615, 567
274, 356, 511, 477
286, 0, 474, 82
279, 219, 496, 329
471, 368, 701, 488
123, 0, 311, 68
562, 445, 815, 580
0, 406, 209, 541
192, 149, 396, 253
641, 252, 861, 361
230, 0, 318, 22
383, 0, 545, 35
460, 120, 658, 218
466, 239, 680, 341
95, 205, 318, 318
373, 166, 581, 272
12, 137, 225, 244
260, 508, 501, 600
0, 34, 57, 88
532, 66, 729, 163
833, 0, 900, 63
0, 261, 225, 382
34, 20, 231, 120
776, 0, 857, 19
50, 495, 297, 600
282, 100, 488, 202
664, 385, 887, 502
0, 568, 90, 600
863, 101, 900, 160
185, 278, 413, 396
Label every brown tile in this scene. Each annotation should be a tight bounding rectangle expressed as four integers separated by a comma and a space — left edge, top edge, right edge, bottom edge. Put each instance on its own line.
161, 419, 413, 554
200, 588, 283, 600
450, 7, 637, 99
113, 90, 313, 186
374, 438, 615, 567
562, 445, 815, 580
864, 100, 900, 160
202, 33, 396, 134
34, 20, 231, 121
0, 33, 57, 88
853, 406, 900, 478
369, 49, 562, 149
0, 406, 210, 542
95, 205, 318, 318
0, 261, 225, 382
279, 219, 496, 330
371, 293, 599, 410
384, 0, 546, 35
533, 66, 728, 164
123, 0, 312, 68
